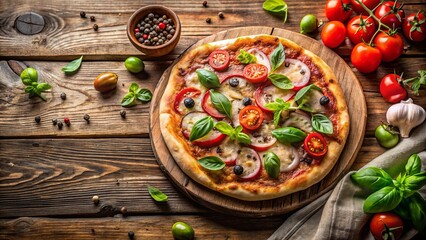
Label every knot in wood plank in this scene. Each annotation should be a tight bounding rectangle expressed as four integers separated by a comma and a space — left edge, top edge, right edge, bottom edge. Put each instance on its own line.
12, 217, 34, 233
15, 12, 45, 35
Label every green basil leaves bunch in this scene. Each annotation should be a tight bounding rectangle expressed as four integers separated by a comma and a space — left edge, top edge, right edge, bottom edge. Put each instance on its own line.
267, 43, 294, 90
351, 154, 426, 234
121, 82, 152, 107
215, 121, 251, 144
265, 98, 295, 126
20, 67, 52, 101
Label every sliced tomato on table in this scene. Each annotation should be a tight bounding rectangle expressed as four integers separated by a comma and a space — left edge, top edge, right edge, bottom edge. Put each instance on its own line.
180, 112, 226, 148
208, 50, 230, 71
201, 91, 227, 119
174, 87, 202, 114
303, 132, 328, 158
254, 83, 295, 113
243, 63, 269, 83
238, 105, 264, 131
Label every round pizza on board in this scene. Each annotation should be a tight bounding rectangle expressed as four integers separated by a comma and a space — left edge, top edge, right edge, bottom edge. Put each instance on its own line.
159, 35, 349, 201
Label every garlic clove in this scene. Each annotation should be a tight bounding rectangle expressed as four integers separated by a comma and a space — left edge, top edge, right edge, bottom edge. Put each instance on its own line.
386, 98, 426, 138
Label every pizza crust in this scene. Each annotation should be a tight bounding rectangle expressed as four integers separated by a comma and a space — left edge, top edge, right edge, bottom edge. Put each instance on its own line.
159, 35, 350, 201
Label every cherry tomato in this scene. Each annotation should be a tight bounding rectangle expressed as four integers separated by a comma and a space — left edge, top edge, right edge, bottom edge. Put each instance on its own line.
402, 12, 426, 42
239, 105, 264, 131
174, 88, 202, 114
325, 0, 353, 22
304, 132, 327, 158
351, 43, 382, 73
379, 73, 406, 103
375, 124, 399, 148
208, 50, 230, 71
373, 32, 404, 62
351, 0, 381, 15
370, 212, 403, 240
374, 1, 405, 29
347, 15, 377, 45
243, 64, 268, 83
321, 21, 346, 48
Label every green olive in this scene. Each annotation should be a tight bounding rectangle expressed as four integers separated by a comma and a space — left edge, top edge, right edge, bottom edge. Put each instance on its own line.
172, 221, 194, 240
124, 56, 144, 73
300, 14, 318, 34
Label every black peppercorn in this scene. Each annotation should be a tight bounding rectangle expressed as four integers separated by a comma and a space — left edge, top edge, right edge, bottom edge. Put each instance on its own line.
80, 11, 86, 18
218, 12, 225, 19
60, 92, 66, 100
52, 118, 58, 125
57, 121, 63, 129
128, 231, 135, 239
233, 165, 244, 175
320, 96, 330, 105
242, 97, 252, 106
203, 1, 208, 7
93, 24, 98, 31
120, 206, 127, 215
83, 114, 90, 123
92, 195, 100, 204
285, 62, 290, 67
90, 16, 95, 21
120, 110, 126, 118
35, 116, 41, 123
206, 18, 211, 23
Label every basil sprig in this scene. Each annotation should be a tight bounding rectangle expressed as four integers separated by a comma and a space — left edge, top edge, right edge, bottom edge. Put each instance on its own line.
262, 0, 288, 23
121, 82, 152, 107
272, 127, 306, 144
215, 121, 251, 144
196, 69, 220, 88
311, 114, 333, 134
351, 154, 426, 233
189, 116, 214, 141
198, 156, 225, 170
294, 84, 321, 102
270, 42, 285, 72
147, 185, 168, 202
267, 43, 294, 90
20, 67, 52, 101
268, 74, 293, 90
61, 56, 83, 74
237, 49, 257, 64
264, 152, 281, 179
265, 98, 293, 126
210, 90, 232, 119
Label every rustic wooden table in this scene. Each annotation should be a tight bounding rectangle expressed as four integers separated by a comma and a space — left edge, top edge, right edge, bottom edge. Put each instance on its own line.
1, 0, 425, 239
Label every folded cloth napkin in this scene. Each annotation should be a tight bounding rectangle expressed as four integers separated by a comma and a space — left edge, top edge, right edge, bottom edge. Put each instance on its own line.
269, 121, 426, 240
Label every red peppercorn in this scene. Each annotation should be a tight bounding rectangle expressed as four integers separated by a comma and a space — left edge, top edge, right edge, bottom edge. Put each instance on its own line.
134, 28, 140, 32
64, 117, 70, 126
143, 34, 148, 39
158, 22, 166, 30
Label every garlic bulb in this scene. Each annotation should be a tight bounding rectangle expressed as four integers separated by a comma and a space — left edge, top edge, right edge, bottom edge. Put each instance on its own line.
386, 98, 426, 138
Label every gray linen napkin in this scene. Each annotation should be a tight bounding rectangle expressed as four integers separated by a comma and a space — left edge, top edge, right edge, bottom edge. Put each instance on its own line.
269, 121, 426, 240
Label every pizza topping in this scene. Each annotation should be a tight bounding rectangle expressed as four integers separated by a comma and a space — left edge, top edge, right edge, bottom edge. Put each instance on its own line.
184, 98, 195, 108
320, 96, 330, 105
209, 90, 232, 119
196, 69, 221, 89
266, 143, 301, 172
303, 132, 327, 158
247, 121, 277, 151
231, 100, 245, 126
220, 76, 256, 100
282, 111, 313, 133
272, 127, 307, 144
239, 105, 264, 131
229, 78, 239, 87
294, 84, 325, 113
248, 48, 270, 72
235, 147, 262, 180
237, 49, 257, 65
243, 63, 269, 83
269, 42, 285, 72
263, 152, 280, 179
213, 138, 240, 165
201, 91, 227, 119
174, 87, 202, 114
242, 97, 252, 106
233, 165, 244, 175
189, 116, 214, 141
254, 83, 295, 113
214, 121, 251, 145
311, 114, 333, 134
208, 50, 230, 71
198, 156, 226, 171
274, 59, 311, 90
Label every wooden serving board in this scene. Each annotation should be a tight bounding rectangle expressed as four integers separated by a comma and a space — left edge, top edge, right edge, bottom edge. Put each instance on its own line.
149, 26, 367, 217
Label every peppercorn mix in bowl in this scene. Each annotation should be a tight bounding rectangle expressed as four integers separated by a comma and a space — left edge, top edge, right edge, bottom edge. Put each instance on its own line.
127, 5, 181, 57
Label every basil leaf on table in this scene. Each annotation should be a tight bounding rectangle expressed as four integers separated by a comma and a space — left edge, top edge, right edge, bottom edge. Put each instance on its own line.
407, 192, 426, 234
312, 114, 333, 134
351, 167, 394, 191
129, 82, 139, 93
189, 116, 214, 141
237, 49, 257, 64
198, 156, 225, 171
121, 92, 137, 107
209, 90, 232, 119
269, 42, 285, 72
272, 127, 306, 144
61, 56, 83, 74
363, 186, 402, 213
262, 0, 289, 23
264, 152, 281, 179
147, 185, 168, 202
196, 69, 220, 88
294, 84, 322, 102
137, 89, 152, 102
268, 73, 293, 90
405, 153, 422, 176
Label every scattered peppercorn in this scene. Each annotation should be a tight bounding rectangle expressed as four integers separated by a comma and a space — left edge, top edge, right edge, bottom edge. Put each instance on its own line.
60, 92, 66, 100
57, 121, 63, 129
64, 117, 70, 126
90, 16, 95, 21
92, 195, 100, 205
80, 11, 86, 18
120, 206, 127, 215
93, 24, 98, 31
120, 110, 126, 118
206, 17, 211, 23
52, 118, 58, 125
218, 12, 225, 19
128, 231, 135, 239
35, 116, 41, 123
83, 114, 90, 123
203, 1, 208, 7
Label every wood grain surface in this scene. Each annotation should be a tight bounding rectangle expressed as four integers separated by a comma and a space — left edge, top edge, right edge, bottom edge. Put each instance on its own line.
1, 0, 426, 238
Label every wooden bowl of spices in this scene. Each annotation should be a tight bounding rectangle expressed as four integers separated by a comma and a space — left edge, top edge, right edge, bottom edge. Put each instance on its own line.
127, 5, 181, 57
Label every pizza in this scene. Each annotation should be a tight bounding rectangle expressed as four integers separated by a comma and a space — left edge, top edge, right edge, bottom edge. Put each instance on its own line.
159, 35, 349, 201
